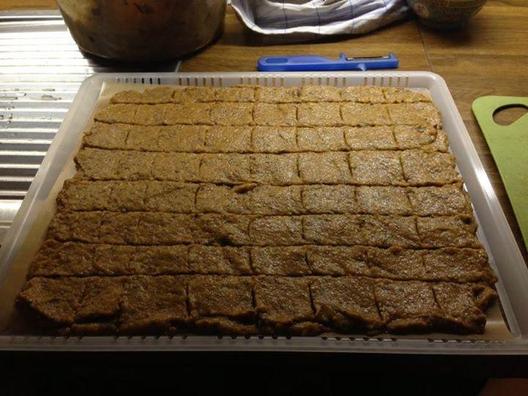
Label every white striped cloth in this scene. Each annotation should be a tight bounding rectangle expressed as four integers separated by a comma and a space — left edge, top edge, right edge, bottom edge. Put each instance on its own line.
230, 0, 409, 35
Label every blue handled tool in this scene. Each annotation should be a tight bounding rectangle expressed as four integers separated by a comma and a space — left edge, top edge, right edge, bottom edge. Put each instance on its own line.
257, 53, 398, 72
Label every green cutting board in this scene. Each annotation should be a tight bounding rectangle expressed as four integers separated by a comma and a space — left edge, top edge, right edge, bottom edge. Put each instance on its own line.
472, 96, 528, 249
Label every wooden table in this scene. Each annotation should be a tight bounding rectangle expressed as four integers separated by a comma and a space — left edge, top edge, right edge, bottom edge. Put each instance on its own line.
2, 0, 527, 258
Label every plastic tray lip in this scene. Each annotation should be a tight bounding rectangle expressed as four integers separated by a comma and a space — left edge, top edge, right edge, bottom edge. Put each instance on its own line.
1, 70, 527, 354
0, 335, 527, 355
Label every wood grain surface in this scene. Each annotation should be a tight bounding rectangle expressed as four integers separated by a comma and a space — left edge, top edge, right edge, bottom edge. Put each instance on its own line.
1, 0, 527, 257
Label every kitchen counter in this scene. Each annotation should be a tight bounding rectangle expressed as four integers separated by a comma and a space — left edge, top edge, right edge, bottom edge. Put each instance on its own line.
0, 1, 527, 393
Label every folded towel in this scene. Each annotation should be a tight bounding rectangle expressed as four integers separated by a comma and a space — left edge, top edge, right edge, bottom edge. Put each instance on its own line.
231, 0, 409, 35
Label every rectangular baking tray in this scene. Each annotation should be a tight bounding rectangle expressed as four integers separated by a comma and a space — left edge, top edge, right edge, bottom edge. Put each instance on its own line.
0, 71, 527, 354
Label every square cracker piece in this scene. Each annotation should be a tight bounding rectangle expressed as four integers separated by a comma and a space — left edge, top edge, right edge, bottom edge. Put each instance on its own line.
249, 216, 304, 245
47, 211, 103, 243
252, 126, 297, 153
124, 213, 188, 245
349, 151, 405, 185
311, 276, 382, 331
83, 122, 130, 149
124, 125, 161, 151
76, 277, 125, 323
408, 185, 471, 216
388, 103, 441, 126
199, 154, 252, 184
204, 126, 251, 152
341, 86, 385, 103
134, 104, 170, 125
152, 153, 201, 182
194, 213, 252, 246
210, 103, 253, 126
299, 152, 352, 184
383, 87, 432, 103
172, 86, 215, 102
29, 240, 96, 277
109, 181, 148, 211
341, 103, 390, 125
204, 126, 252, 152
156, 125, 207, 152
17, 276, 85, 325
254, 103, 296, 126
299, 85, 341, 102
195, 184, 251, 214
120, 276, 188, 333
393, 125, 443, 150
75, 148, 123, 180
400, 150, 461, 186
188, 246, 252, 275
302, 185, 356, 214
57, 179, 115, 211
251, 247, 311, 275
417, 216, 480, 248
297, 127, 347, 151
213, 86, 255, 102
115, 151, 155, 180
189, 276, 254, 320
432, 282, 495, 333
423, 248, 496, 284
92, 245, 140, 276
111, 86, 174, 104
144, 181, 197, 212
307, 246, 370, 276
356, 186, 412, 215
255, 86, 299, 103
255, 277, 314, 330
303, 215, 362, 246
298, 103, 341, 126
250, 185, 304, 215
374, 279, 439, 333
367, 247, 426, 280
360, 215, 421, 248
344, 126, 397, 150
94, 245, 189, 275
94, 104, 136, 124
251, 154, 301, 185
303, 215, 420, 248
163, 103, 212, 125
196, 184, 302, 215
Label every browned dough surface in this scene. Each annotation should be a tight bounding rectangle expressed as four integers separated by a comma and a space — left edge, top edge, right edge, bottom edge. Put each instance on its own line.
17, 85, 496, 336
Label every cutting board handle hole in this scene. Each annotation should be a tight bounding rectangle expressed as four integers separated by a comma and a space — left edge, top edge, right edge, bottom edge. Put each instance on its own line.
493, 104, 528, 126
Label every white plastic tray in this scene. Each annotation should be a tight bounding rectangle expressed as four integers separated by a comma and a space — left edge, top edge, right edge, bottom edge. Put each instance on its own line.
0, 71, 527, 354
